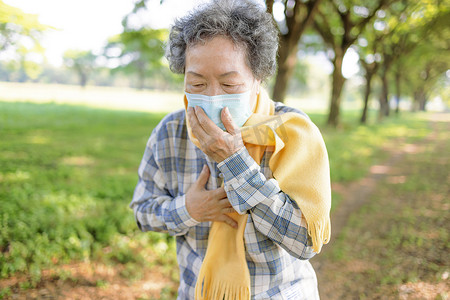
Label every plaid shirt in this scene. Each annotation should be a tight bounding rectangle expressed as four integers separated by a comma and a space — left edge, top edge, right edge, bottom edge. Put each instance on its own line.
130, 103, 320, 299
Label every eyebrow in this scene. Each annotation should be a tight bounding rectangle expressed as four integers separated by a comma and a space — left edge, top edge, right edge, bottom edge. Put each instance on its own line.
186, 71, 240, 78
186, 71, 204, 78
219, 71, 239, 78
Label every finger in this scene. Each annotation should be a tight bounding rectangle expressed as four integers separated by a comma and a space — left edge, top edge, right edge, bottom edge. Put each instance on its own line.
218, 196, 232, 205
211, 187, 227, 199
221, 107, 239, 134
194, 106, 222, 135
187, 107, 208, 138
219, 214, 238, 229
222, 206, 236, 214
195, 164, 210, 188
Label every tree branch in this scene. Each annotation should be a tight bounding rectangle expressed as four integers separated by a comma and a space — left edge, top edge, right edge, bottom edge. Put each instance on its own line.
285, 0, 297, 37
265, 0, 274, 15
314, 9, 336, 49
300, 0, 322, 36
288, 0, 321, 39
355, 0, 388, 35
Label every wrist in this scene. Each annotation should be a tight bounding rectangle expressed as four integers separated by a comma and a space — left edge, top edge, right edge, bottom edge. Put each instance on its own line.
215, 144, 245, 163
185, 192, 199, 221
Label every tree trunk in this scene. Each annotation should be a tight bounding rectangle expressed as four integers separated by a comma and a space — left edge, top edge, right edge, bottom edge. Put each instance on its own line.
80, 72, 87, 88
360, 72, 373, 124
272, 37, 298, 102
379, 67, 390, 119
412, 90, 419, 112
419, 91, 427, 111
395, 68, 401, 114
75, 64, 87, 87
137, 63, 145, 90
327, 51, 346, 127
269, 0, 321, 103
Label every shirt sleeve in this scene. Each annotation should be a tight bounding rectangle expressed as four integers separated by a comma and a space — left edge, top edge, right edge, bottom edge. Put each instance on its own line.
129, 133, 200, 236
217, 147, 316, 259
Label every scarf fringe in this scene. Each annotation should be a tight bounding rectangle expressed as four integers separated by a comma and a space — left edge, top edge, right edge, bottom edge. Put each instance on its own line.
308, 217, 331, 253
195, 275, 250, 300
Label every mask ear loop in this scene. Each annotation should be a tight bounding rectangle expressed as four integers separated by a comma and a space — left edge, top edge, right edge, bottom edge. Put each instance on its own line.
255, 78, 261, 95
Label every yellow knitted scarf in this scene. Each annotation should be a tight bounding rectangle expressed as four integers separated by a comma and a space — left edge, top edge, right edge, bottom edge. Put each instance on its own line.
184, 89, 331, 300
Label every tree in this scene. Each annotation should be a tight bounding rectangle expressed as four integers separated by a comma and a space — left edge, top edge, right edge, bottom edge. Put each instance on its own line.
377, 0, 450, 114
359, 53, 380, 123
63, 50, 96, 87
104, 28, 167, 90
0, 0, 51, 79
266, 0, 322, 103
393, 1, 450, 112
118, 0, 319, 93
375, 2, 416, 119
103, 0, 168, 90
0, 0, 48, 52
400, 36, 449, 111
355, 0, 449, 122
314, 0, 390, 127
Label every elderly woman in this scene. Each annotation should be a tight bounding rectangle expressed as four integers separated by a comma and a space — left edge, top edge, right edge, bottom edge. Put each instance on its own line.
130, 0, 331, 299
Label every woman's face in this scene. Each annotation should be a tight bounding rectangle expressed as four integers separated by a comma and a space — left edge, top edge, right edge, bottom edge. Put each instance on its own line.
184, 36, 261, 110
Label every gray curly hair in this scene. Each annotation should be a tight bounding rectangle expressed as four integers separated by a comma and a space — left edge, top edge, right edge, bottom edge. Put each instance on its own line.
165, 0, 279, 81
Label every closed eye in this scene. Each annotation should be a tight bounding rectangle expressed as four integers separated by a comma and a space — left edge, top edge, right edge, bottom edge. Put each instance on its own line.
222, 84, 244, 93
223, 83, 242, 88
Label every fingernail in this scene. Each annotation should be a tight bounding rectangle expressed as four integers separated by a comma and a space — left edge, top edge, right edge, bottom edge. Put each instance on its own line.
202, 165, 207, 171
224, 107, 230, 114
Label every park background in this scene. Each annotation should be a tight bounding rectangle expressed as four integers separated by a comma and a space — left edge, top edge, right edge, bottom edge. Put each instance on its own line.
0, 0, 449, 299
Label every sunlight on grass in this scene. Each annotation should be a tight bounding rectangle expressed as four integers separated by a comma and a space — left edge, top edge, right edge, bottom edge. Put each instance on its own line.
0, 81, 185, 113
314, 111, 432, 182
0, 170, 31, 183
28, 135, 50, 144
41, 191, 98, 217
61, 156, 96, 167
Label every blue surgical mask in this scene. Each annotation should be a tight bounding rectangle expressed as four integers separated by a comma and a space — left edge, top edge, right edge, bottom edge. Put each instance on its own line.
185, 90, 253, 130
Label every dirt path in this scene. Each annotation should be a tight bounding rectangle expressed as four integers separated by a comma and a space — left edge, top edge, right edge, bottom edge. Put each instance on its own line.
311, 112, 450, 299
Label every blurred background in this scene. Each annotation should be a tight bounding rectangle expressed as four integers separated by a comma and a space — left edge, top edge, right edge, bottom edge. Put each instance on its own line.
0, 0, 449, 299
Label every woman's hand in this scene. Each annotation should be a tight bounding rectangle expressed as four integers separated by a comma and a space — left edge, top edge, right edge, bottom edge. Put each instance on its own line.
187, 106, 244, 163
185, 165, 238, 228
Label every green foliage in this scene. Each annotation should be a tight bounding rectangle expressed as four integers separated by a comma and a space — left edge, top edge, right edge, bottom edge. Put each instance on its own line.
0, 287, 12, 299
101, 0, 184, 90
356, 0, 450, 110
394, 1, 450, 107
104, 28, 171, 89
63, 50, 97, 87
103, 2, 171, 90
0, 0, 52, 79
0, 0, 50, 49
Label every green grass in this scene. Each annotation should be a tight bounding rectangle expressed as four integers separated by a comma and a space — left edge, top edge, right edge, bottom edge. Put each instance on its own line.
308, 110, 431, 182
0, 101, 177, 288
0, 101, 432, 291
317, 120, 449, 298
